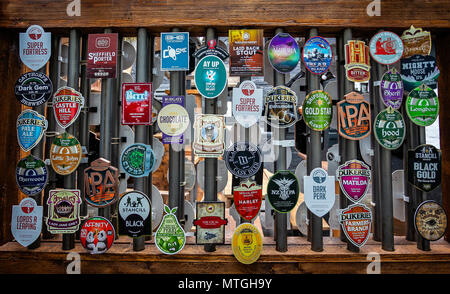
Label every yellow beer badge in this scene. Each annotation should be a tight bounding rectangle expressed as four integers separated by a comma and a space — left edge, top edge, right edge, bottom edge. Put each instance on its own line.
232, 223, 262, 265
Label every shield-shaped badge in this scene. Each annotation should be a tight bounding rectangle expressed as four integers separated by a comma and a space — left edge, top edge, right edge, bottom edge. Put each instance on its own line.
19, 25, 51, 71
46, 189, 82, 234
193, 201, 228, 244
11, 197, 43, 247
304, 167, 335, 217
84, 158, 119, 207
401, 25, 432, 58
120, 143, 156, 178
344, 40, 371, 83
401, 55, 440, 92
233, 180, 262, 221
380, 68, 403, 109
339, 203, 372, 248
374, 107, 406, 150
337, 92, 371, 140
337, 160, 371, 203
406, 84, 439, 127
232, 80, 263, 128
53, 86, 85, 129
17, 109, 48, 152
49, 132, 82, 175
16, 155, 48, 196
408, 144, 441, 193
80, 216, 115, 254
118, 191, 152, 238
264, 86, 298, 129
15, 71, 53, 107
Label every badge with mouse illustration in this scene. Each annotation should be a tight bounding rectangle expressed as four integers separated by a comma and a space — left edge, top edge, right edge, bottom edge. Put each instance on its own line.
155, 205, 186, 255
193, 201, 228, 245
80, 216, 115, 254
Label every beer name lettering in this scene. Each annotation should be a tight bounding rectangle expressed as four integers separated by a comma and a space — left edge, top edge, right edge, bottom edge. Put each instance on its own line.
88, 51, 116, 64
23, 42, 48, 56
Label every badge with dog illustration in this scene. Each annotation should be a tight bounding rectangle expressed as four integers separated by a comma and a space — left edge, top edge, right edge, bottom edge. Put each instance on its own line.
337, 160, 371, 203
344, 40, 371, 83
380, 68, 403, 109
374, 107, 406, 150
120, 143, 156, 177
415, 200, 447, 241
337, 92, 371, 140
46, 189, 82, 234
304, 167, 335, 217
17, 109, 48, 152
53, 86, 85, 129
84, 158, 119, 207
118, 191, 152, 238
193, 114, 226, 158
15, 71, 53, 107
232, 223, 263, 265
302, 36, 333, 75
401, 25, 431, 58
339, 203, 372, 248
155, 205, 186, 255
401, 55, 440, 92
302, 90, 333, 131
233, 179, 262, 221
406, 84, 439, 127
16, 155, 48, 196
267, 170, 299, 213
369, 31, 404, 65
49, 132, 82, 175
80, 216, 115, 254
194, 201, 228, 245
264, 86, 298, 128
407, 144, 441, 193
11, 197, 43, 247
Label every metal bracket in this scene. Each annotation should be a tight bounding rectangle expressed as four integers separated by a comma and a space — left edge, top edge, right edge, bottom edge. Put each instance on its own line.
402, 195, 410, 203
44, 131, 59, 137
111, 137, 121, 145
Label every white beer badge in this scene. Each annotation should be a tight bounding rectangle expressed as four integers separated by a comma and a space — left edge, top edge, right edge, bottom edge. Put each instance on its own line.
304, 167, 335, 217
232, 80, 263, 128
11, 197, 43, 247
19, 25, 51, 71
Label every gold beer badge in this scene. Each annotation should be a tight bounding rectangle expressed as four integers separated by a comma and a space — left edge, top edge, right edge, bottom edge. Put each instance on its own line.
232, 223, 263, 265
50, 132, 82, 175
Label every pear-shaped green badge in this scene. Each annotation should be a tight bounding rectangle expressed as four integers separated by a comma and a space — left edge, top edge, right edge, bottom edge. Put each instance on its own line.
155, 205, 186, 255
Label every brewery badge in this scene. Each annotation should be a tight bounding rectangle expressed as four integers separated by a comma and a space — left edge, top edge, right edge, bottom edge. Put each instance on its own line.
160, 32, 189, 71
407, 144, 441, 193
16, 155, 48, 196
232, 223, 262, 265
84, 157, 119, 207
158, 96, 189, 144
304, 167, 335, 217
193, 114, 226, 158
19, 25, 51, 71
17, 109, 48, 152
155, 205, 186, 255
46, 189, 82, 234
267, 170, 299, 213
401, 55, 440, 92
380, 68, 404, 109
194, 54, 228, 99
87, 33, 118, 78
233, 179, 262, 221
415, 200, 447, 241
369, 31, 404, 65
53, 86, 85, 129
264, 85, 298, 128
15, 71, 53, 107
337, 160, 371, 203
405, 84, 439, 127
401, 25, 432, 58
232, 80, 263, 128
193, 201, 228, 245
337, 92, 371, 140
121, 83, 152, 125
224, 142, 262, 178
11, 197, 43, 247
344, 40, 371, 83
49, 132, 82, 175
302, 36, 333, 75
193, 39, 229, 61
268, 32, 300, 73
118, 191, 152, 238
80, 216, 115, 254
120, 143, 156, 178
228, 29, 264, 76
302, 90, 333, 131
374, 107, 406, 150
339, 203, 372, 248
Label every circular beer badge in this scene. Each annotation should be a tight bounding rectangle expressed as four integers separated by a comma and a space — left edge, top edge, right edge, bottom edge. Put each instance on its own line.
49, 132, 82, 175
16, 155, 48, 196
267, 170, 299, 213
80, 216, 115, 254
157, 103, 190, 137
232, 223, 262, 265
224, 142, 262, 178
380, 68, 403, 109
302, 90, 333, 131
374, 107, 406, 150
15, 71, 53, 107
120, 143, 156, 177
369, 31, 404, 65
268, 33, 300, 73
406, 84, 439, 127
415, 200, 447, 241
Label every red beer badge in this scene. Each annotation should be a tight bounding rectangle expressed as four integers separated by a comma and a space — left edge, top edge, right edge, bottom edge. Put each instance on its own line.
80, 216, 115, 254
233, 179, 262, 221
339, 203, 372, 248
53, 87, 85, 129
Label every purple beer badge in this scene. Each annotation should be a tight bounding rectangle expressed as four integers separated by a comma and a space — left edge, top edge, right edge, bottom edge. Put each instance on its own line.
337, 160, 371, 203
380, 68, 403, 109
158, 96, 189, 144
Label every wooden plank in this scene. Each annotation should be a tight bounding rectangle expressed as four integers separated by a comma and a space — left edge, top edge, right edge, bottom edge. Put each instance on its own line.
1, 0, 450, 34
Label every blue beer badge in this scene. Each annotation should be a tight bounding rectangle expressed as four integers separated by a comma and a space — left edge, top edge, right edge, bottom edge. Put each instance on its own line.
160, 32, 189, 71
120, 143, 156, 178
16, 155, 48, 196
17, 109, 48, 152
302, 36, 333, 75
15, 71, 53, 107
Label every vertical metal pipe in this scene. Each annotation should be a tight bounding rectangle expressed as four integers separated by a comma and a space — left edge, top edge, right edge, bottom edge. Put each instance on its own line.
146, 34, 154, 209
416, 128, 430, 251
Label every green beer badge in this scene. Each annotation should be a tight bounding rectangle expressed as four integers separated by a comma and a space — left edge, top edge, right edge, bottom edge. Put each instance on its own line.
406, 84, 439, 127
302, 90, 333, 131
155, 205, 186, 255
374, 107, 406, 150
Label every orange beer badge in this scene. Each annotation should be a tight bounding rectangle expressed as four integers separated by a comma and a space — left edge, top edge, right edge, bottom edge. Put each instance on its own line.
83, 158, 119, 207
50, 132, 82, 175
344, 40, 371, 83
337, 92, 371, 140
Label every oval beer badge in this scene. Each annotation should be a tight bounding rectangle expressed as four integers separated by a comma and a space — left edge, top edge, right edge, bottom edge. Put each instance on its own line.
50, 132, 82, 175
369, 31, 404, 65
267, 170, 299, 213
16, 155, 48, 196
407, 144, 441, 193
233, 179, 262, 221
120, 143, 156, 177
302, 36, 333, 75
232, 223, 263, 265
268, 33, 299, 73
53, 86, 85, 129
155, 205, 186, 255
302, 90, 333, 131
406, 84, 439, 127
380, 68, 403, 109
337, 92, 371, 140
194, 55, 227, 99
415, 200, 447, 241
337, 160, 371, 203
80, 216, 115, 254
224, 142, 261, 178
11, 197, 43, 247
17, 109, 48, 152
401, 55, 440, 92
339, 203, 372, 248
118, 191, 152, 238
15, 71, 53, 107
374, 107, 406, 150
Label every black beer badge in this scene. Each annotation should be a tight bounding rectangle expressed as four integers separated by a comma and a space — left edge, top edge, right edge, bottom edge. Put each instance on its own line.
408, 144, 441, 192
224, 142, 262, 178
15, 71, 53, 107
267, 170, 299, 213
16, 155, 48, 196
118, 191, 152, 238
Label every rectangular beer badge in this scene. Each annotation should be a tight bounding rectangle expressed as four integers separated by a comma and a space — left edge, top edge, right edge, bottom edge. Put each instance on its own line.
87, 33, 118, 79
121, 83, 153, 125
161, 32, 189, 71
194, 201, 227, 245
229, 29, 264, 76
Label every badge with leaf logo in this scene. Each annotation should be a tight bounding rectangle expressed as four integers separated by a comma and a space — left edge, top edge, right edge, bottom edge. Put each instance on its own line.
155, 205, 186, 255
